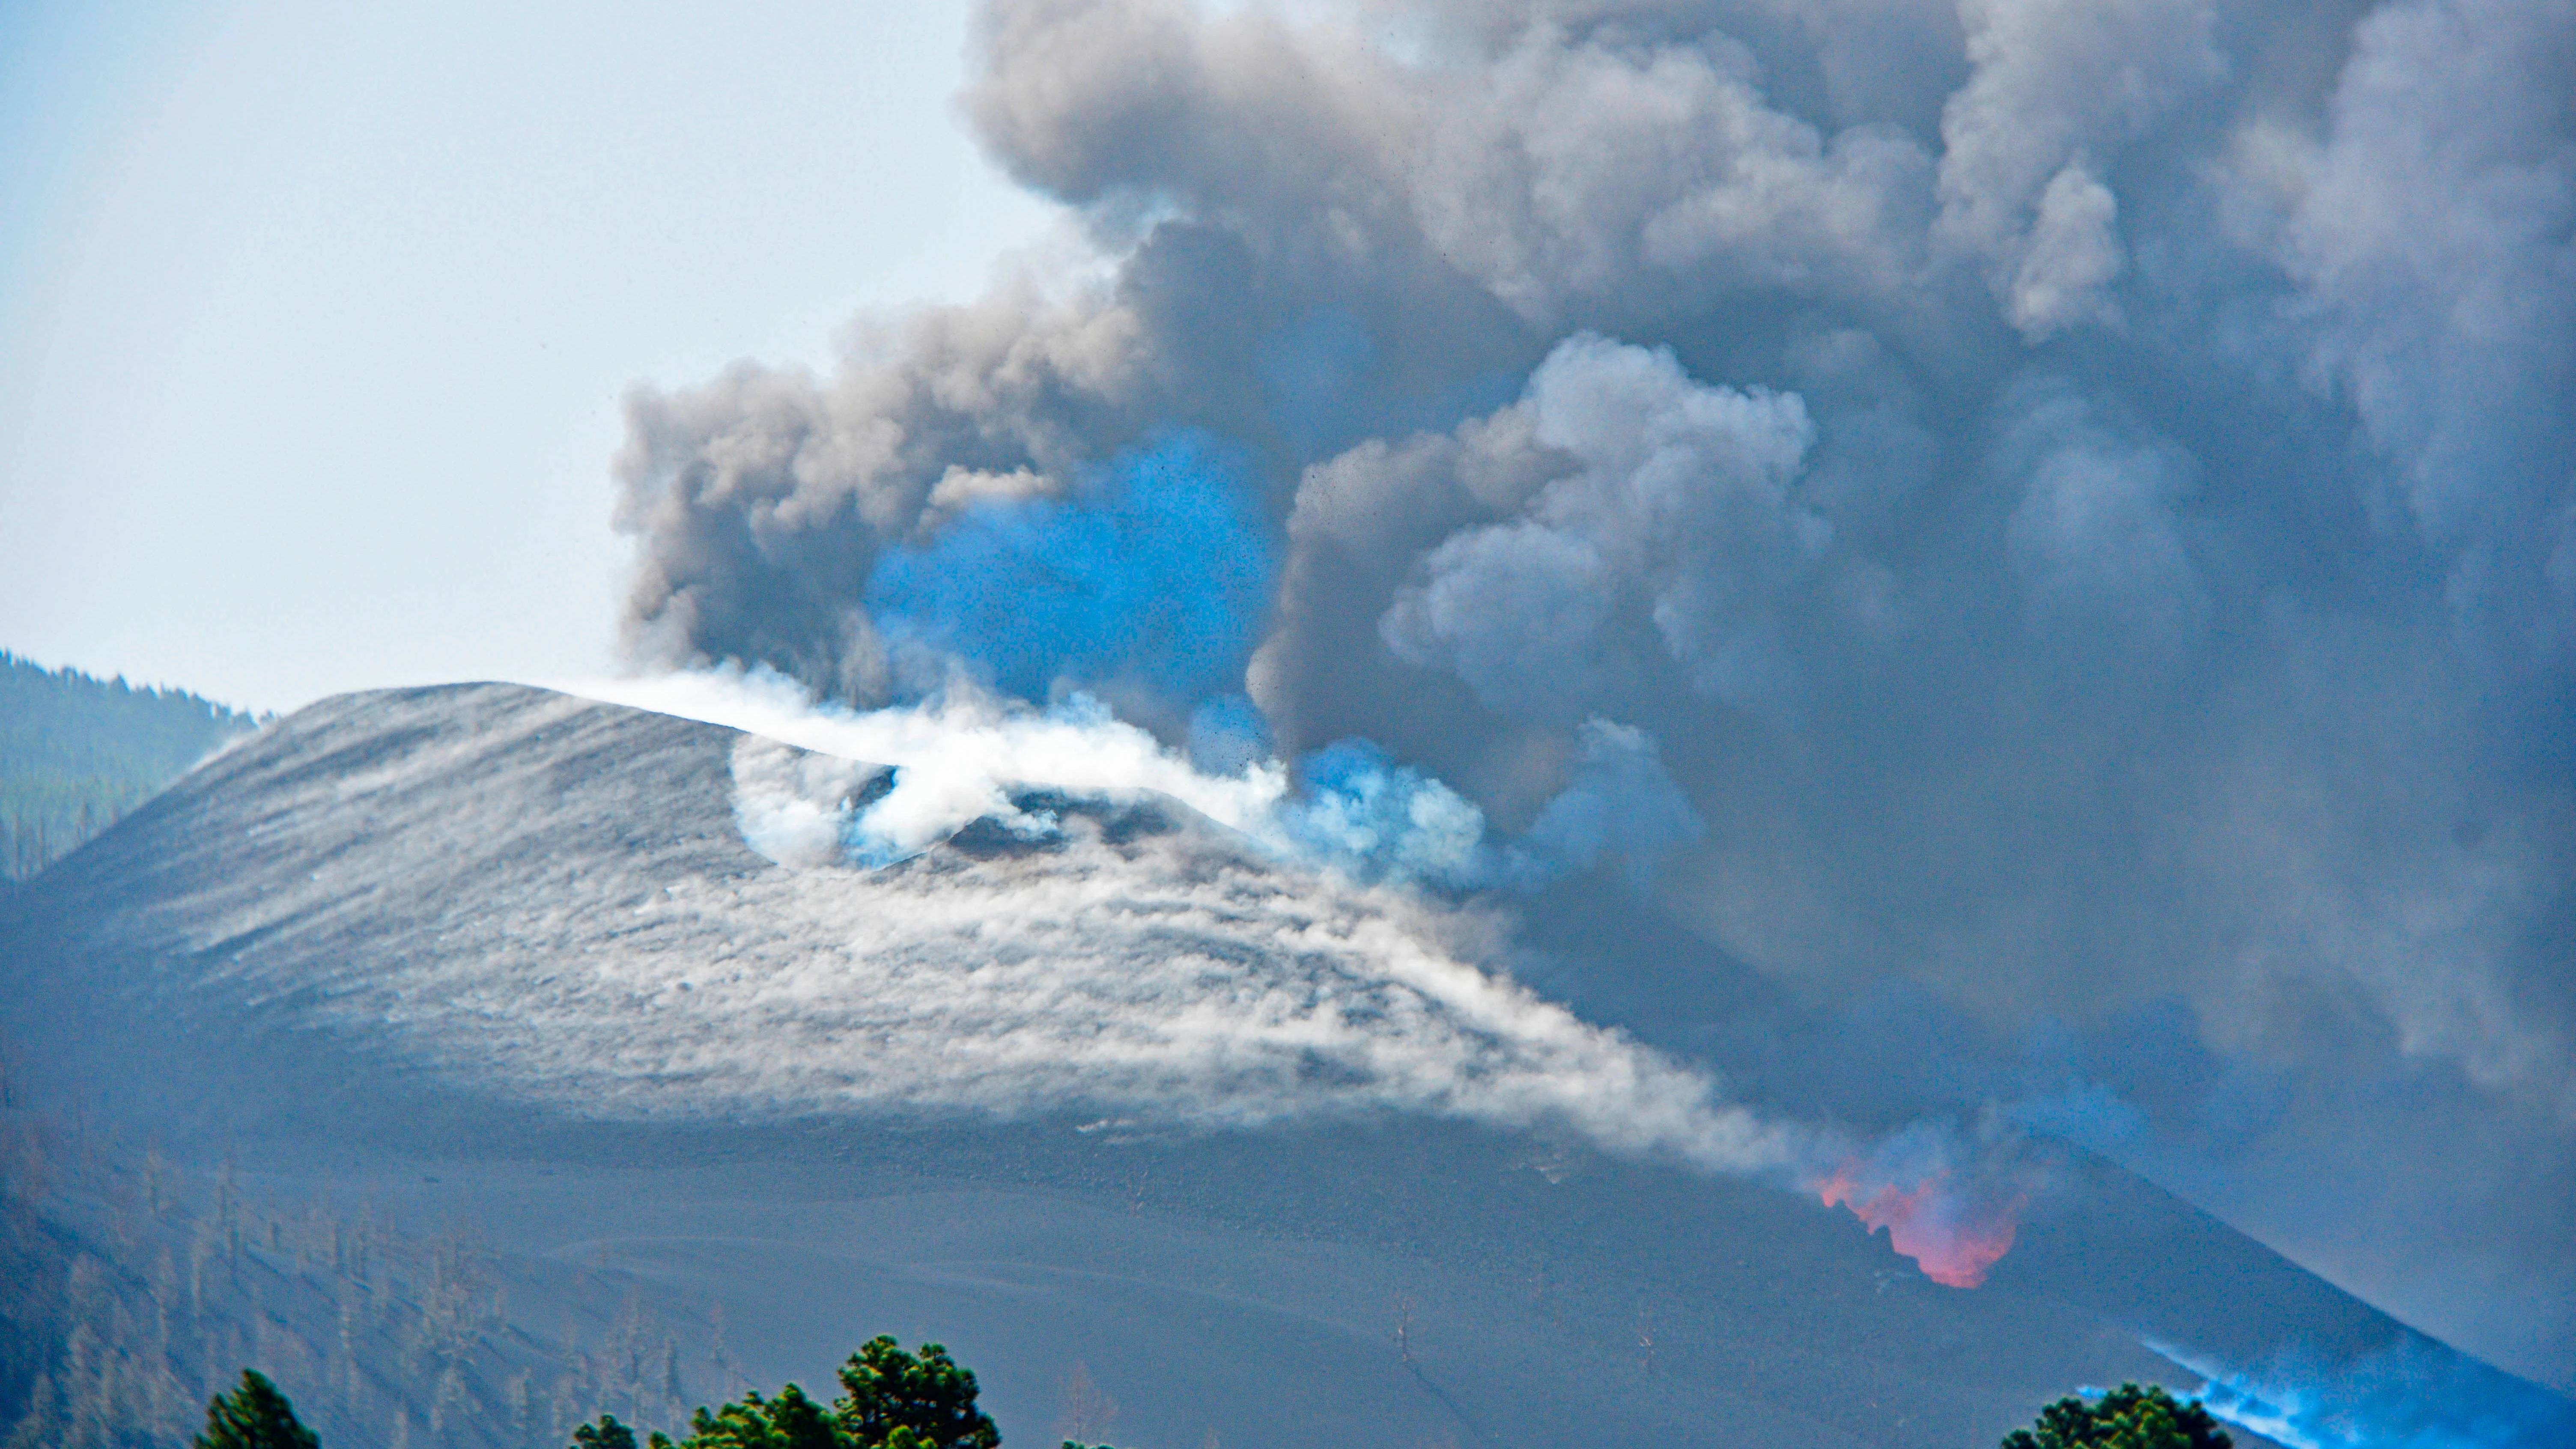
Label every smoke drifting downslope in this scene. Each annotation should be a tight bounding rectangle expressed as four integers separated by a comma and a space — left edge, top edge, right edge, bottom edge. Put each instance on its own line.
20, 682, 2039, 1277
606, 0, 2576, 1386
30, 682, 1789, 1172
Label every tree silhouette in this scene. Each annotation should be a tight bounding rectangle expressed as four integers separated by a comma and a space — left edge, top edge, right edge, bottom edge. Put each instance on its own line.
194, 1370, 320, 1449
2002, 1383, 2232, 1449
669, 1383, 845, 1449
835, 1336, 1000, 1449
569, 1336, 1002, 1449
573, 1417, 644, 1449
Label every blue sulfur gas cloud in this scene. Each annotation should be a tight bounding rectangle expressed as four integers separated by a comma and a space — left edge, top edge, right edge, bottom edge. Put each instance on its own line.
866, 431, 1273, 705
858, 426, 1702, 896
2148, 1336, 2576, 1449
1284, 720, 1702, 891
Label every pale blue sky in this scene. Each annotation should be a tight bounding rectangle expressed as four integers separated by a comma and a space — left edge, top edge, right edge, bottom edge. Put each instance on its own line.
0, 0, 1056, 711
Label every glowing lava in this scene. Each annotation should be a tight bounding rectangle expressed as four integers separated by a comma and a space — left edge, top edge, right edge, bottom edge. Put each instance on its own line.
1816, 1163, 2024, 1288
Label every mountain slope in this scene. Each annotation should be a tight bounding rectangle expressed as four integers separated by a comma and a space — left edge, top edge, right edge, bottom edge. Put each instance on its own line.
1, 683, 2564, 1448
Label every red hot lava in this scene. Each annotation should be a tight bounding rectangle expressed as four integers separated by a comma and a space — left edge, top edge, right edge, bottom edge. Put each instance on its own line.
1816, 1163, 2025, 1288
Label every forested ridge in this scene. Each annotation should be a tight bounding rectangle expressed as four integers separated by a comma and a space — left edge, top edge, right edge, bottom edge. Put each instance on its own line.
0, 1099, 724, 1449
0, 650, 262, 881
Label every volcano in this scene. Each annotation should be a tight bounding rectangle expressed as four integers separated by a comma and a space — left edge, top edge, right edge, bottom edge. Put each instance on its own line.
2, 683, 2564, 1448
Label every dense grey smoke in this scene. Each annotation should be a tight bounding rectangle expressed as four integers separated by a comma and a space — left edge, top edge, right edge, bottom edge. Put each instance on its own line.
611, 0, 2576, 1386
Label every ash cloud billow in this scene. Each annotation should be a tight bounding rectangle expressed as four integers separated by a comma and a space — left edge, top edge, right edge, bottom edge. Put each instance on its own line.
610, 0, 2576, 1387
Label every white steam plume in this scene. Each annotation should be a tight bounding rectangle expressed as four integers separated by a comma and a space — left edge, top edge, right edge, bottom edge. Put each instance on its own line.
573, 665, 1701, 890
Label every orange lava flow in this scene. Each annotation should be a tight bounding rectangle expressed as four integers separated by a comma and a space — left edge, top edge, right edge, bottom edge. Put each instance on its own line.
1816, 1163, 2024, 1288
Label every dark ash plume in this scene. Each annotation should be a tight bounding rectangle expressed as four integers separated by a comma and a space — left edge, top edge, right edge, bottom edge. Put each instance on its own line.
611, 0, 2576, 1388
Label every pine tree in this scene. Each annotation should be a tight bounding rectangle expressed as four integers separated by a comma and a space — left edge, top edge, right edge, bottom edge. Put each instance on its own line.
834, 1337, 1000, 1449
2002, 1383, 2232, 1449
574, 1338, 1004, 1449
672, 1383, 842, 1449
194, 1369, 320, 1449
573, 1414, 671, 1449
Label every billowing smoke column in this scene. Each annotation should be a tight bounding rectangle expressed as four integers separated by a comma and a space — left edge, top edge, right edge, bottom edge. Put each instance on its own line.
608, 0, 2576, 1389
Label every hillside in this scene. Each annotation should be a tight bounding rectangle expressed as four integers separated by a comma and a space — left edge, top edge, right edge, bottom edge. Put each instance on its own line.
0, 683, 2565, 1448
0, 650, 262, 880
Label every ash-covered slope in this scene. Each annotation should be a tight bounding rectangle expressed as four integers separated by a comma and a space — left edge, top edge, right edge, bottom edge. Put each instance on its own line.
2, 683, 2565, 1449
6, 682, 1767, 1155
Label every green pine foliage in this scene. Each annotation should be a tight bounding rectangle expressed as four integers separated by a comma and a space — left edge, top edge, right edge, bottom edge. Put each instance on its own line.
194, 1370, 321, 1449
574, 1417, 645, 1449
571, 1338, 1008, 1449
0, 650, 261, 880
834, 1337, 1000, 1449
2002, 1383, 2233, 1449
671, 1383, 845, 1449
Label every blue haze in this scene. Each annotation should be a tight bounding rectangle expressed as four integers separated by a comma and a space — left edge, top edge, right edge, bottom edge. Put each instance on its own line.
866, 431, 1275, 706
